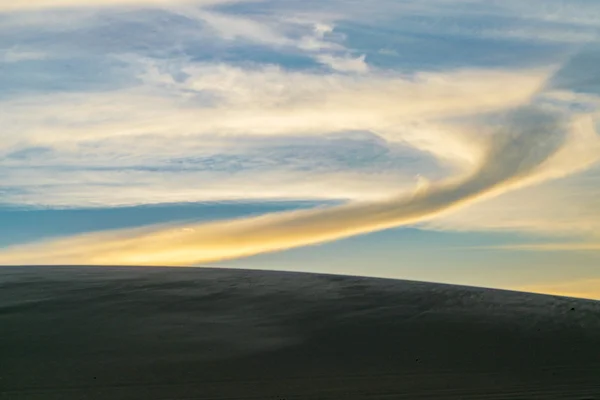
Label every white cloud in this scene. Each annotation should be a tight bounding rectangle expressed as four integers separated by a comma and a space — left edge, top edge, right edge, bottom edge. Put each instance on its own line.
316, 54, 369, 73
176, 9, 369, 72
0, 48, 46, 63
0, 169, 413, 208
0, 61, 551, 207
425, 171, 600, 238
0, 0, 246, 12
1, 0, 599, 272
313, 22, 334, 38
502, 243, 600, 252
424, 111, 600, 240
178, 8, 291, 46
1, 100, 597, 266
0, 0, 369, 76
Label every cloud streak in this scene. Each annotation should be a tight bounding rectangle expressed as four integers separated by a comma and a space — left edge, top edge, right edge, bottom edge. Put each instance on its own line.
2, 2, 599, 268
0, 0, 244, 12
0, 106, 597, 266
496, 242, 600, 252
0, 48, 46, 63
0, 64, 548, 207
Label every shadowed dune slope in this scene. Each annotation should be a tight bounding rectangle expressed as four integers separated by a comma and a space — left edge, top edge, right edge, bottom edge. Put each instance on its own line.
1, 266, 599, 399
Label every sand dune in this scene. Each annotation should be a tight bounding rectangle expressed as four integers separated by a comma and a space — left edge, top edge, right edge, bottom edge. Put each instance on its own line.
1, 267, 599, 399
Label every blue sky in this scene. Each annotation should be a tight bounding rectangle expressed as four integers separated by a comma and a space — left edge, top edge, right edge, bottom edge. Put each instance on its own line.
1, 0, 599, 299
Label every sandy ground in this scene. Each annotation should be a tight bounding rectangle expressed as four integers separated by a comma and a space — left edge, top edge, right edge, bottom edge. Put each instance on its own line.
1, 266, 599, 399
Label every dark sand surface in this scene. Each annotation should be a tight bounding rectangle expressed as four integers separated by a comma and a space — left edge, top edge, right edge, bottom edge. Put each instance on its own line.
1, 266, 599, 399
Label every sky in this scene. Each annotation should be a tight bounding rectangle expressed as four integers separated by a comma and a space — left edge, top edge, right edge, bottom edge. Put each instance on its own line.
1, 0, 599, 300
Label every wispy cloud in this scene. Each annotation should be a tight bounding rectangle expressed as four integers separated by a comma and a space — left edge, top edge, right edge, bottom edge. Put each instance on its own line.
1, 0, 599, 280
177, 8, 291, 46
425, 167, 600, 238
496, 242, 600, 252
176, 9, 369, 73
0, 0, 367, 74
0, 0, 245, 12
0, 62, 549, 207
0, 104, 597, 265
0, 47, 46, 63
315, 54, 369, 73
